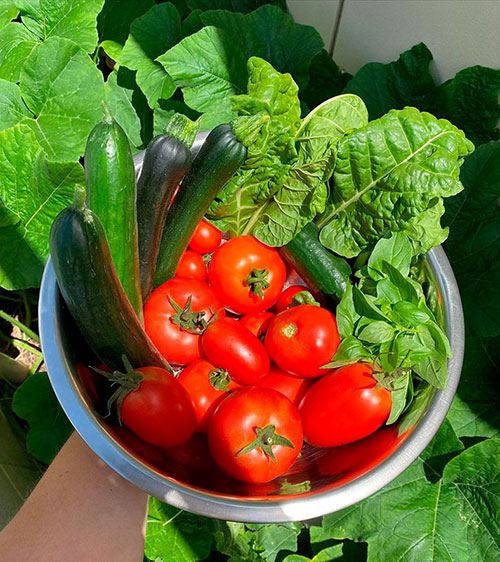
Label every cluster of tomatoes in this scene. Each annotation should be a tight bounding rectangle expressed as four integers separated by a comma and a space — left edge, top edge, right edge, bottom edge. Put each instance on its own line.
114, 220, 391, 484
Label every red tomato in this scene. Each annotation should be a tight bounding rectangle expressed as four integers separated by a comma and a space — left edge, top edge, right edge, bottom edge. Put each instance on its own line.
119, 366, 196, 448
144, 278, 224, 365
299, 363, 392, 447
208, 386, 303, 483
189, 219, 222, 254
202, 317, 270, 385
208, 236, 286, 314
275, 285, 307, 313
256, 366, 312, 406
240, 311, 274, 338
177, 359, 240, 432
175, 250, 207, 281
265, 305, 340, 378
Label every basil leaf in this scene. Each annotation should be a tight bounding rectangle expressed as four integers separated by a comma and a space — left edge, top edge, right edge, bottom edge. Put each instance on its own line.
326, 336, 370, 369
398, 381, 435, 434
386, 372, 410, 425
358, 321, 395, 344
381, 261, 421, 303
352, 286, 390, 322
335, 284, 359, 339
367, 232, 413, 280
414, 353, 448, 391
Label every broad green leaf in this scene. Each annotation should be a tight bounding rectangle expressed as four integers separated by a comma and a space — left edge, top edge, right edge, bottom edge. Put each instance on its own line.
20, 36, 106, 161
201, 5, 323, 89
245, 523, 300, 562
12, 372, 73, 463
367, 232, 412, 279
335, 284, 359, 339
386, 372, 410, 424
320, 438, 500, 562
181, 9, 203, 38
391, 301, 430, 327
0, 124, 85, 289
99, 39, 122, 61
413, 347, 448, 390
318, 107, 474, 258
398, 382, 435, 434
419, 419, 464, 481
327, 335, 370, 368
0, 407, 41, 529
0, 1, 18, 30
145, 498, 213, 562
97, 0, 155, 45
448, 333, 500, 438
358, 320, 395, 344
119, 4, 181, 108
187, 0, 287, 12
404, 198, 449, 255
283, 545, 344, 562
158, 26, 247, 120
0, 79, 32, 132
153, 99, 201, 137
443, 142, 500, 338
301, 50, 352, 111
0, 22, 38, 82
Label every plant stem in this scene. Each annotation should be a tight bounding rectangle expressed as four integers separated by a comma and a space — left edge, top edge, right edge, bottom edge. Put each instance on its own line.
0, 333, 42, 357
22, 290, 32, 328
30, 355, 44, 375
0, 309, 40, 343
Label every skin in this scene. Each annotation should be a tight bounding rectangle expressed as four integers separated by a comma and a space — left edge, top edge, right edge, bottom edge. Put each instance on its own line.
0, 432, 148, 562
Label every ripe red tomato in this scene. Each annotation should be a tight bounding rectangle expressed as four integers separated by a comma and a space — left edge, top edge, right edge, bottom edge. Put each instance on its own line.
275, 285, 307, 313
208, 386, 303, 483
177, 359, 240, 432
175, 250, 207, 281
299, 363, 392, 447
256, 366, 312, 406
119, 366, 196, 448
202, 317, 270, 384
144, 278, 224, 365
239, 311, 274, 338
208, 236, 286, 314
189, 219, 222, 254
265, 305, 340, 378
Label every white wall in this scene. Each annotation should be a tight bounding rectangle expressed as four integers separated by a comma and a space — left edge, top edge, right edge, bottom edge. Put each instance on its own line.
289, 0, 500, 82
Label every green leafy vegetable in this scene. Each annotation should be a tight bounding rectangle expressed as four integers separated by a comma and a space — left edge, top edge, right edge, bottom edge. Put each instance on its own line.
317, 107, 474, 258
0, 79, 32, 132
97, 0, 155, 45
0, 22, 38, 83
187, 0, 287, 12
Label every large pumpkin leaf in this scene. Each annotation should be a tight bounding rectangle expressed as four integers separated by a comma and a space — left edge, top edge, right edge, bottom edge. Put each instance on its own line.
0, 79, 32, 132
318, 107, 474, 257
0, 22, 38, 83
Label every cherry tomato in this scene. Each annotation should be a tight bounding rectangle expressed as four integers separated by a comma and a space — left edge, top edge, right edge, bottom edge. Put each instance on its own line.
208, 236, 286, 314
144, 278, 224, 365
265, 305, 340, 378
119, 366, 196, 448
240, 311, 274, 338
175, 250, 207, 281
177, 359, 240, 432
256, 366, 312, 406
189, 219, 222, 254
208, 386, 303, 483
299, 363, 392, 447
275, 285, 307, 313
202, 317, 270, 384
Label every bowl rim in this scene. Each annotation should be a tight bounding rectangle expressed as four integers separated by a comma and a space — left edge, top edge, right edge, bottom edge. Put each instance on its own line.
39, 244, 464, 523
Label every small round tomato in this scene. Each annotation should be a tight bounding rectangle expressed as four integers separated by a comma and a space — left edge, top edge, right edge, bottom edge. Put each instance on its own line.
144, 278, 224, 365
208, 386, 303, 483
189, 219, 222, 254
177, 359, 240, 432
299, 363, 392, 447
208, 236, 286, 314
256, 366, 312, 406
275, 285, 307, 313
202, 317, 270, 384
265, 305, 340, 377
118, 366, 196, 448
240, 311, 274, 338
175, 250, 207, 281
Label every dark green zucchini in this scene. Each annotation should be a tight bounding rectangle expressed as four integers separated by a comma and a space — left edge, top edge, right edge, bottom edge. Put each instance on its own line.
84, 107, 143, 321
154, 123, 247, 286
280, 222, 351, 302
137, 134, 192, 300
50, 186, 171, 372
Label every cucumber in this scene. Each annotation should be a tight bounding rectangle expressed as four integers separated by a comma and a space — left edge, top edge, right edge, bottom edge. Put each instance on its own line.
280, 222, 351, 302
137, 134, 192, 300
50, 187, 171, 372
84, 107, 143, 321
154, 123, 247, 286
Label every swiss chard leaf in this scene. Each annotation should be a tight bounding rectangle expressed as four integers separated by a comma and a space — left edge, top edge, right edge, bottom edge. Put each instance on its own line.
318, 107, 474, 258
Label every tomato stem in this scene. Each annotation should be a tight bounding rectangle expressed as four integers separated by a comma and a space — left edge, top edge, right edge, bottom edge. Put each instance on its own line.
169, 296, 209, 334
236, 424, 294, 462
244, 268, 270, 299
209, 368, 232, 391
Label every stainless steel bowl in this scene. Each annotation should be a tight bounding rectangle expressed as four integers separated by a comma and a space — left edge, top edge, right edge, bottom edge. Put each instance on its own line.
39, 136, 464, 522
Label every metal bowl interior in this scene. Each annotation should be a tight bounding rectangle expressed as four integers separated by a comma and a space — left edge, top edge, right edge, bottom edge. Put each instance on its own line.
39, 240, 464, 523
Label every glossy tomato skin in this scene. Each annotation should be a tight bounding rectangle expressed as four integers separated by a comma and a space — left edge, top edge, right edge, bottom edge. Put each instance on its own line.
299, 363, 392, 447
208, 236, 286, 314
265, 305, 340, 378
275, 285, 307, 313
240, 311, 274, 338
120, 366, 196, 448
202, 317, 270, 384
175, 250, 207, 281
256, 366, 312, 406
177, 359, 240, 431
189, 219, 222, 254
144, 278, 224, 365
208, 386, 303, 483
